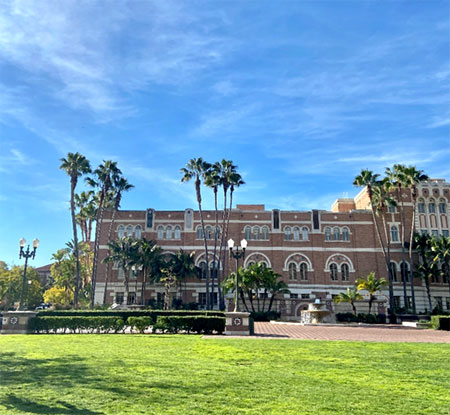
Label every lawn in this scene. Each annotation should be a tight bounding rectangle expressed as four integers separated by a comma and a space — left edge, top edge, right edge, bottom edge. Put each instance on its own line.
0, 335, 449, 415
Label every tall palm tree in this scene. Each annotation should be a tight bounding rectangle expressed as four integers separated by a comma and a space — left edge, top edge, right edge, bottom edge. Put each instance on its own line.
334, 288, 363, 315
87, 160, 122, 307
169, 249, 198, 302
355, 272, 387, 315
180, 158, 212, 308
430, 235, 450, 298
402, 166, 428, 314
60, 152, 91, 307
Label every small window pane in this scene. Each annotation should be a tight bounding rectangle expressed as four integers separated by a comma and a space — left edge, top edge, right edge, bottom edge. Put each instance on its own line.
439, 202, 446, 214
288, 263, 297, 280
135, 225, 142, 239
174, 226, 181, 239
418, 203, 425, 213
302, 227, 309, 240
118, 225, 125, 238
428, 203, 436, 213
300, 263, 308, 281
341, 264, 349, 281
157, 226, 164, 239
166, 226, 173, 239
330, 263, 338, 281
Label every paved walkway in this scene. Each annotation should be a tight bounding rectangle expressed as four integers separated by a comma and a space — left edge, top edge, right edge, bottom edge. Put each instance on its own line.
249, 322, 450, 343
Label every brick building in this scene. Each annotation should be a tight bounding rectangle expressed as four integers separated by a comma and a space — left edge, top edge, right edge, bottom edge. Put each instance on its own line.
94, 179, 450, 317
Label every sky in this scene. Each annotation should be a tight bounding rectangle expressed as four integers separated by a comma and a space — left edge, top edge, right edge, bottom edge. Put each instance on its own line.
0, 0, 449, 267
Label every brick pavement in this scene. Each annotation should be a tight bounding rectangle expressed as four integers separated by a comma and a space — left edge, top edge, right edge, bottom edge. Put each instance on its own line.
249, 322, 450, 343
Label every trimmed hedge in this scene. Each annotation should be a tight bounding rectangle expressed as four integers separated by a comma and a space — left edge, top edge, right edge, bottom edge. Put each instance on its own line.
29, 316, 125, 334
128, 316, 153, 334
250, 311, 280, 321
336, 313, 386, 324
430, 315, 450, 330
154, 316, 225, 334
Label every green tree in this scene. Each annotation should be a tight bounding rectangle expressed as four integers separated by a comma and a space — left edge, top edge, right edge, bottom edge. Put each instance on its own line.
355, 272, 387, 315
169, 249, 198, 302
334, 288, 363, 315
430, 236, 450, 298
60, 152, 92, 307
180, 158, 212, 308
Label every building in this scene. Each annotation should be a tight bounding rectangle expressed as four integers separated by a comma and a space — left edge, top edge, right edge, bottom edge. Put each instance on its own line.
94, 179, 450, 317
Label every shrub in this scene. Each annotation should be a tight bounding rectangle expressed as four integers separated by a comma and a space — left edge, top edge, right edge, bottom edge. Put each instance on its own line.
430, 315, 450, 330
128, 316, 153, 334
155, 316, 225, 334
336, 313, 384, 324
29, 316, 124, 334
250, 311, 280, 321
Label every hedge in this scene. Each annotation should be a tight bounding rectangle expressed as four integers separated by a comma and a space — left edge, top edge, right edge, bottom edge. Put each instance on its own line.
128, 316, 153, 334
430, 315, 450, 331
29, 316, 125, 334
250, 311, 280, 321
154, 316, 225, 334
336, 312, 386, 324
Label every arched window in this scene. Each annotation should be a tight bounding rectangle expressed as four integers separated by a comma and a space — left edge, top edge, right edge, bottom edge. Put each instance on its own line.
400, 261, 409, 282
126, 225, 133, 237
214, 226, 220, 240
157, 226, 164, 239
198, 261, 207, 280
342, 227, 349, 241
261, 226, 269, 240
166, 225, 173, 240
324, 227, 331, 241
288, 263, 297, 280
341, 263, 349, 281
284, 227, 292, 241
134, 225, 142, 239
253, 226, 260, 240
118, 225, 125, 238
439, 199, 446, 214
299, 263, 308, 281
390, 262, 398, 282
302, 227, 309, 240
174, 226, 181, 239
330, 263, 338, 281
293, 227, 300, 241
245, 226, 251, 240
428, 200, 436, 213
391, 226, 399, 242
418, 199, 425, 213
333, 227, 340, 241
196, 226, 203, 239
205, 226, 213, 240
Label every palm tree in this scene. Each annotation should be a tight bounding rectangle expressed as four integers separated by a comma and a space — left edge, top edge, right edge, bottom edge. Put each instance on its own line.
430, 235, 450, 298
180, 158, 212, 308
60, 152, 91, 307
334, 288, 363, 315
103, 237, 137, 305
402, 166, 428, 314
355, 272, 387, 315
169, 249, 198, 302
87, 160, 122, 307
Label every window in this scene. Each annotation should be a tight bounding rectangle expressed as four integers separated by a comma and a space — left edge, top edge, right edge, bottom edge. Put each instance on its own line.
342, 227, 349, 241
118, 268, 124, 280
333, 227, 340, 241
214, 226, 220, 239
388, 205, 396, 213
301, 293, 310, 299
118, 225, 125, 238
324, 227, 332, 241
330, 263, 338, 281
302, 227, 309, 240
443, 230, 449, 237
293, 227, 300, 241
431, 230, 439, 237
428, 201, 436, 213
126, 225, 133, 237
418, 201, 425, 213
115, 292, 124, 304
284, 227, 292, 241
390, 262, 398, 282
157, 226, 164, 239
166, 225, 173, 239
439, 201, 446, 214
245, 226, 251, 240
299, 263, 308, 281
391, 226, 399, 242
341, 263, 349, 281
435, 297, 443, 309
198, 261, 207, 280
288, 263, 297, 280
198, 293, 207, 306
290, 293, 298, 299
400, 262, 409, 282
205, 226, 213, 240
261, 226, 269, 240
135, 225, 142, 239
259, 292, 268, 299
420, 229, 428, 235
127, 292, 136, 305
174, 226, 181, 239
394, 296, 401, 308
210, 262, 219, 280
196, 226, 203, 239
252, 226, 260, 240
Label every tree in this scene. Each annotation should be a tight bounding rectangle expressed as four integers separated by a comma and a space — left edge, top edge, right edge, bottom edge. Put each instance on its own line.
430, 236, 450, 298
180, 158, 212, 308
355, 272, 387, 315
60, 152, 91, 307
169, 249, 198, 302
87, 160, 122, 307
334, 288, 363, 315
43, 286, 73, 307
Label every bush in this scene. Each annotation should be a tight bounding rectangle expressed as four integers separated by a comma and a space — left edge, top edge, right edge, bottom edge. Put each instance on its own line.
336, 313, 385, 324
155, 316, 225, 334
128, 316, 153, 334
250, 311, 280, 321
29, 316, 124, 334
430, 315, 450, 330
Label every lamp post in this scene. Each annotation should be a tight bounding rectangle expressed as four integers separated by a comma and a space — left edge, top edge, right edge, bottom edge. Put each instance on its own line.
18, 238, 39, 311
227, 238, 247, 312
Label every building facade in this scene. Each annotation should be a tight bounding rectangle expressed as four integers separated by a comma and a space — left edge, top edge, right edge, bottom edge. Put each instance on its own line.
95, 179, 450, 317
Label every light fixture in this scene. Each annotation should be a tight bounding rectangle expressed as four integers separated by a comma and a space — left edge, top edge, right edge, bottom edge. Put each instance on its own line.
227, 238, 234, 249
32, 238, 40, 248
19, 238, 26, 248
240, 239, 248, 249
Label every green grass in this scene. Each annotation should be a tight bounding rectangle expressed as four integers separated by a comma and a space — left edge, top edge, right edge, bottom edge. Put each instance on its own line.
0, 335, 449, 415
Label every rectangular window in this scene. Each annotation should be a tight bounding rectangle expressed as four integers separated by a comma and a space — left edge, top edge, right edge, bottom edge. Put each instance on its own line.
301, 293, 310, 299
127, 292, 136, 304
290, 293, 298, 299
259, 293, 268, 299
439, 203, 446, 214
115, 292, 124, 304
429, 203, 436, 213
388, 205, 396, 213
198, 292, 207, 306
420, 229, 428, 235
418, 203, 425, 213
435, 297, 443, 309
442, 230, 449, 237
394, 296, 401, 308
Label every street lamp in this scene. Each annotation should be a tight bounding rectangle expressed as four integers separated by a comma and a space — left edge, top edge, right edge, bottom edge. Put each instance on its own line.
18, 238, 39, 311
228, 238, 247, 312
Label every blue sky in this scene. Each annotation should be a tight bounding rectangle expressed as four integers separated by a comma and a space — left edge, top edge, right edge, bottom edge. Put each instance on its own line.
1, 0, 449, 267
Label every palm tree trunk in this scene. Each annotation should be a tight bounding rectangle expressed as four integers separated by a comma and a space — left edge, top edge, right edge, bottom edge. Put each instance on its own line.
239, 289, 249, 312
141, 272, 146, 306
381, 213, 395, 315
268, 294, 276, 312
262, 289, 267, 312
91, 196, 105, 308
398, 185, 409, 312
351, 302, 357, 315
248, 290, 256, 312
196, 180, 210, 309
124, 270, 129, 306
211, 188, 219, 309
368, 295, 373, 315
408, 189, 417, 314
425, 277, 432, 312
71, 181, 81, 308
103, 205, 118, 305
219, 187, 228, 310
